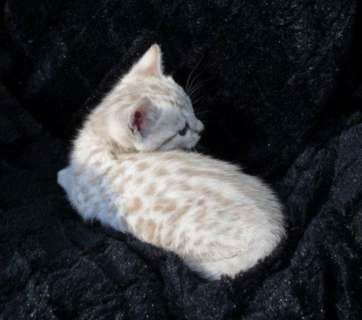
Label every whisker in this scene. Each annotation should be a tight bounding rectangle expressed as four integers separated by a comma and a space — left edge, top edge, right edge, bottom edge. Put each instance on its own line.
189, 78, 213, 100
186, 60, 202, 92
188, 70, 204, 94
192, 96, 206, 107
188, 63, 211, 92
196, 109, 211, 116
185, 54, 205, 93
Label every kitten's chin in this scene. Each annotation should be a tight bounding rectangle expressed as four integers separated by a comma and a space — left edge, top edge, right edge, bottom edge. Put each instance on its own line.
134, 145, 154, 153
188, 135, 201, 149
138, 135, 201, 152
134, 142, 165, 152
158, 140, 200, 152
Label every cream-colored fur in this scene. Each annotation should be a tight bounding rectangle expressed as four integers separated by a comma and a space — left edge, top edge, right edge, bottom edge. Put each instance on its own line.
58, 44, 285, 280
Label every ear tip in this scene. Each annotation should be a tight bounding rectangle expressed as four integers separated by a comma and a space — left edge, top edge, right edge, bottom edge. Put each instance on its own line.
128, 44, 163, 77
150, 43, 161, 53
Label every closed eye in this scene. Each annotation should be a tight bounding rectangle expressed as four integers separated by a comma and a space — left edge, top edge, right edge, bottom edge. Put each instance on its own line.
178, 123, 189, 136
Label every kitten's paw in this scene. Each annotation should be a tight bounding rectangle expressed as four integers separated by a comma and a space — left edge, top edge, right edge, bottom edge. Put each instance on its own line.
57, 167, 71, 190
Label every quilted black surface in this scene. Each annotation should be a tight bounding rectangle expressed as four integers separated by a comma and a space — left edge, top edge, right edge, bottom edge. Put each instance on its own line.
0, 1, 361, 319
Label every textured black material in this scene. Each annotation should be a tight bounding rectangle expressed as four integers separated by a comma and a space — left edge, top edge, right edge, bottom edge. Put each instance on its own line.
1, 1, 362, 319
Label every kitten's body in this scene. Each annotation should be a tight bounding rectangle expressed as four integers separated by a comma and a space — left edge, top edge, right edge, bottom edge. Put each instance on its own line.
58, 45, 285, 279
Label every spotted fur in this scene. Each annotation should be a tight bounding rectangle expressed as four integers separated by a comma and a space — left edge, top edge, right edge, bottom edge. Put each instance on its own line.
58, 44, 285, 280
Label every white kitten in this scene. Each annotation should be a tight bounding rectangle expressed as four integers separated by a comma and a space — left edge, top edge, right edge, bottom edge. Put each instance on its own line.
58, 44, 285, 280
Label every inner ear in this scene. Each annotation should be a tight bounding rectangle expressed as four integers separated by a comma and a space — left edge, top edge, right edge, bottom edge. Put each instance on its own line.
128, 44, 163, 77
129, 98, 159, 137
132, 110, 144, 132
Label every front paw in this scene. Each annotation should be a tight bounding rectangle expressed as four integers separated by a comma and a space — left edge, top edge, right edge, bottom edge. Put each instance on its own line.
57, 167, 70, 190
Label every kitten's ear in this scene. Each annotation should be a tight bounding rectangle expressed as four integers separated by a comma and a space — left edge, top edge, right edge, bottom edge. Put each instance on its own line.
128, 44, 163, 77
128, 97, 160, 137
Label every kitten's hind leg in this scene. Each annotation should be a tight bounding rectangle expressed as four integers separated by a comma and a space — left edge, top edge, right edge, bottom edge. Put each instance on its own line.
185, 254, 245, 280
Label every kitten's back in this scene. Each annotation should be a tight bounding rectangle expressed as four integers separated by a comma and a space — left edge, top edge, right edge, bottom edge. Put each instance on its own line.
69, 148, 284, 279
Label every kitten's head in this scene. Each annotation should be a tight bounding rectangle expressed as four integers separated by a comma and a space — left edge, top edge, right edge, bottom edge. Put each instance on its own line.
94, 44, 204, 152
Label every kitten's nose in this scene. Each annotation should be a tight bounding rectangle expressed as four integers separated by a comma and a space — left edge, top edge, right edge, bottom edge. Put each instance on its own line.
196, 120, 204, 133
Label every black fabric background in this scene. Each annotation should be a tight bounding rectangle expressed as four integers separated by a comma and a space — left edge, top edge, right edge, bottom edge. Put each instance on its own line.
0, 1, 361, 319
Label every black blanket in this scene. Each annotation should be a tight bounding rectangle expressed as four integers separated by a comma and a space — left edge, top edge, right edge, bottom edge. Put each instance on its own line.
0, 1, 361, 319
